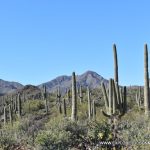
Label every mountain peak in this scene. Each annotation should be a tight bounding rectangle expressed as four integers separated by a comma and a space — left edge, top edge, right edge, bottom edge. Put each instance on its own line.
83, 70, 98, 75
0, 71, 108, 96
38, 70, 108, 93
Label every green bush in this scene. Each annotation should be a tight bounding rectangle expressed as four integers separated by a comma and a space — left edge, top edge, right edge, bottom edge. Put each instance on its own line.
35, 118, 87, 150
87, 121, 111, 143
35, 130, 71, 150
0, 135, 15, 150
23, 100, 45, 113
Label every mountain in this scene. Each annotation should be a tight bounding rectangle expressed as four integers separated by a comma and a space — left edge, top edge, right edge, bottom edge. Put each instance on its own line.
38, 71, 108, 93
0, 71, 108, 96
0, 79, 24, 95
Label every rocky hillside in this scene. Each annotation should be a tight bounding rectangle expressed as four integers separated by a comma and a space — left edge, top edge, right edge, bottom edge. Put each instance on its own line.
0, 79, 23, 96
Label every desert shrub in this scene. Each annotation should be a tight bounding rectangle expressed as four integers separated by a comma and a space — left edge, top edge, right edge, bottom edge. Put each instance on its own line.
35, 130, 71, 150
23, 100, 45, 113
87, 121, 111, 143
35, 118, 87, 150
119, 116, 150, 150
0, 135, 15, 150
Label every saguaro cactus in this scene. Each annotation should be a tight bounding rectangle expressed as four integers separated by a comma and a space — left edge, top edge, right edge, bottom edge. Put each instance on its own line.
123, 86, 127, 113
14, 95, 17, 113
92, 100, 96, 120
114, 82, 122, 113
79, 85, 83, 103
63, 98, 67, 117
58, 104, 62, 114
87, 86, 92, 120
102, 78, 126, 117
56, 86, 61, 105
112, 80, 116, 114
23, 92, 26, 102
101, 82, 109, 112
17, 93, 22, 118
138, 86, 142, 106
113, 44, 118, 83
144, 44, 150, 116
56, 86, 62, 114
3, 105, 6, 126
67, 88, 71, 104
109, 79, 113, 115
43, 85, 48, 114
71, 72, 77, 121
9, 104, 13, 126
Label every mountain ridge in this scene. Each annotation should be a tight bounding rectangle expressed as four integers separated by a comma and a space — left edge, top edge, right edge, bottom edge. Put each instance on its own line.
38, 70, 108, 93
0, 70, 109, 95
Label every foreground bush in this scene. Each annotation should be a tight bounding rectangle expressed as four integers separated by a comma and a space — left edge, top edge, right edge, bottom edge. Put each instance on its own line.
0, 135, 15, 150
35, 118, 87, 150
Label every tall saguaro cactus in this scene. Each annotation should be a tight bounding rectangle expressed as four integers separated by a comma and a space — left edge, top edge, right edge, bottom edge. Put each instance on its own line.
87, 86, 91, 120
112, 80, 116, 114
79, 85, 83, 103
43, 85, 48, 114
92, 100, 96, 121
3, 105, 6, 126
109, 79, 113, 115
56, 86, 61, 105
17, 93, 22, 118
63, 98, 67, 117
144, 44, 150, 116
71, 72, 77, 121
113, 44, 118, 83
9, 104, 13, 126
67, 88, 71, 104
101, 82, 109, 112
123, 86, 127, 113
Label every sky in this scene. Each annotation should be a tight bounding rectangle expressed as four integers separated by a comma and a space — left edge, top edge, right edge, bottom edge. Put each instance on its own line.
0, 0, 149, 86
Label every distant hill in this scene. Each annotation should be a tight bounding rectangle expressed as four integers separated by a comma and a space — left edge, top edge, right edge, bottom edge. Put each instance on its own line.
16, 85, 41, 99
38, 71, 108, 93
0, 79, 23, 96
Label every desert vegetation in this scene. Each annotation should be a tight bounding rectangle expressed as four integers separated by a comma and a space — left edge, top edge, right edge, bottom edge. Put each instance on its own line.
0, 44, 150, 150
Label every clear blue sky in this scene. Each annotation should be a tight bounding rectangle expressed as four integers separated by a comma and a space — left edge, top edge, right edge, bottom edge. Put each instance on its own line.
0, 0, 149, 86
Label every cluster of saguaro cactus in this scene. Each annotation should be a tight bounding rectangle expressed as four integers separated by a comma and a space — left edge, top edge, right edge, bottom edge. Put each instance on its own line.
71, 72, 77, 121
3, 103, 13, 127
102, 79, 127, 117
144, 44, 150, 117
86, 86, 96, 121
101, 81, 126, 149
0, 92, 27, 127
101, 44, 127, 117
